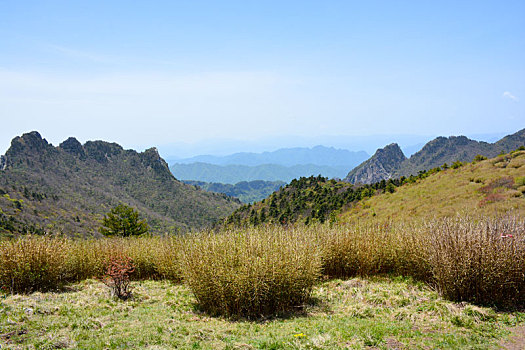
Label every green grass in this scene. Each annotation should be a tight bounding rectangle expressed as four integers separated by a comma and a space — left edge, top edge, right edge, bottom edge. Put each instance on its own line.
1, 277, 523, 349
341, 151, 525, 222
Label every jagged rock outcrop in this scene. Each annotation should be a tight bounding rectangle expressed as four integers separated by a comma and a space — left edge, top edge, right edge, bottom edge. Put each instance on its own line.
0, 155, 6, 170
59, 137, 86, 159
0, 131, 241, 236
344, 143, 406, 184
344, 128, 525, 184
3, 131, 58, 169
142, 147, 171, 176
84, 141, 124, 163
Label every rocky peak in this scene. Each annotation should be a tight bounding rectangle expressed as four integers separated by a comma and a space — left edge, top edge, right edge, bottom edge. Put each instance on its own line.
344, 143, 406, 184
3, 131, 57, 169
374, 143, 406, 163
7, 131, 51, 155
59, 137, 86, 159
142, 147, 171, 175
84, 141, 123, 163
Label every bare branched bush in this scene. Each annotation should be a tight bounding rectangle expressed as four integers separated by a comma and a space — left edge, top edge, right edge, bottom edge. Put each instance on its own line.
0, 236, 72, 293
319, 222, 432, 281
1, 215, 524, 311
179, 226, 322, 318
100, 255, 135, 300
426, 216, 525, 308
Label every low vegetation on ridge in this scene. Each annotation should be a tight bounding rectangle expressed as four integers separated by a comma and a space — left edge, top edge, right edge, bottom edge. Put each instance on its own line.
226, 149, 525, 227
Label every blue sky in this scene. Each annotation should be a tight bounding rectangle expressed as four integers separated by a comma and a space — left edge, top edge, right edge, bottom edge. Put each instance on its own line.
1, 1, 524, 156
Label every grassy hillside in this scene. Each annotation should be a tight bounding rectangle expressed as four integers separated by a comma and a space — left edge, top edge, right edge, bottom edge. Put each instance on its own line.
341, 150, 525, 223
0, 132, 240, 237
226, 150, 525, 227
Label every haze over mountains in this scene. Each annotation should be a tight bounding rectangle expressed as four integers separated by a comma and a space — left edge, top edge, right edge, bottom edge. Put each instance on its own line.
170, 146, 369, 183
174, 146, 369, 167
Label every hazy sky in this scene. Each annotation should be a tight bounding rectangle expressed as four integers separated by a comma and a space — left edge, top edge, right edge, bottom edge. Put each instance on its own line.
1, 1, 524, 156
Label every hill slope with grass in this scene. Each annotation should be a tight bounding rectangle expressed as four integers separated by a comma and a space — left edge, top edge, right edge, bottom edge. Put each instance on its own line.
345, 128, 525, 184
226, 149, 525, 227
341, 149, 525, 223
0, 131, 240, 237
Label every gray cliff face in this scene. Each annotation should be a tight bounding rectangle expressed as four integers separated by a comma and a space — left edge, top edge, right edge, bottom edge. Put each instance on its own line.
344, 143, 406, 184
0, 155, 6, 170
343, 128, 525, 184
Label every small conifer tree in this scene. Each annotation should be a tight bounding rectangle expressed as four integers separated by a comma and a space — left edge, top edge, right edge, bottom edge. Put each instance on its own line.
100, 204, 148, 237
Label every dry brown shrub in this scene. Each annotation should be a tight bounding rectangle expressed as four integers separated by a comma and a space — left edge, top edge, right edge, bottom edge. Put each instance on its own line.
179, 226, 322, 318
0, 236, 72, 293
426, 216, 525, 308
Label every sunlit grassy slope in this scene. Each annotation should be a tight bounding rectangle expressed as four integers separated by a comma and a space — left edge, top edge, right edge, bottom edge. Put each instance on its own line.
340, 151, 525, 223
1, 278, 523, 349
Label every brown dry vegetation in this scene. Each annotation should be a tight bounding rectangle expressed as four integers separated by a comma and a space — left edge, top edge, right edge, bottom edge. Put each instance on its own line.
1, 215, 524, 317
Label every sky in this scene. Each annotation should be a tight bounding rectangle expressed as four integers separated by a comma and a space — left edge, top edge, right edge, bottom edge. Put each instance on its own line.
1, 0, 524, 157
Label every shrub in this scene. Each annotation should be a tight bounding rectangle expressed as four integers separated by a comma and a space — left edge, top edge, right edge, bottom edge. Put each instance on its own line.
100, 255, 135, 300
153, 236, 183, 283
451, 161, 464, 169
319, 222, 431, 281
179, 226, 321, 318
515, 176, 525, 187
0, 236, 72, 293
426, 216, 525, 308
473, 154, 487, 162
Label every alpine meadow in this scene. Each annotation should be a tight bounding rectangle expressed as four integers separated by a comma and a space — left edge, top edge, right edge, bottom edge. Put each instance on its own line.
2, 1, 525, 349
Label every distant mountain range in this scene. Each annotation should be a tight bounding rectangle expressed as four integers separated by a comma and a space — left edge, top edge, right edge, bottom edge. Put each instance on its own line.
171, 163, 351, 184
183, 180, 285, 204
169, 146, 369, 183
345, 128, 525, 184
0, 131, 240, 236
173, 146, 369, 167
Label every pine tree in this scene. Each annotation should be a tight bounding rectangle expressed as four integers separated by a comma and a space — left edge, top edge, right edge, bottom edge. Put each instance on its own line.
99, 204, 149, 237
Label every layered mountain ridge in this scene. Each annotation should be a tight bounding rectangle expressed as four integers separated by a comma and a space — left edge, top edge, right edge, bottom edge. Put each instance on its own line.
0, 131, 240, 236
345, 129, 525, 184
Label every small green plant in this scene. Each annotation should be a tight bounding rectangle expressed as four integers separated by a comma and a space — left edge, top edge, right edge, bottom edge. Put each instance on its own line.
451, 160, 464, 169
473, 154, 487, 162
100, 204, 149, 237
516, 176, 525, 187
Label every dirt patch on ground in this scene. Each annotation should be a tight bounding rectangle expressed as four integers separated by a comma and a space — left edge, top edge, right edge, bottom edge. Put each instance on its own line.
501, 325, 525, 350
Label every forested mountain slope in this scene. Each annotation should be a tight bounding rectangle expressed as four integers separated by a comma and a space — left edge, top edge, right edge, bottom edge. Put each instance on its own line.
0, 132, 240, 237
